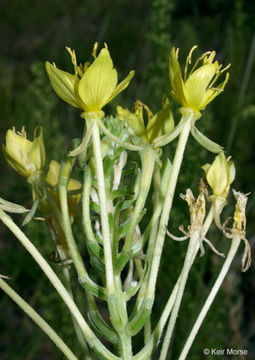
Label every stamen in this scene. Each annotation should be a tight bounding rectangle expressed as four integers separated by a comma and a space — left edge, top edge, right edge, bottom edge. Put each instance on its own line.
66, 47, 77, 67
184, 45, 198, 81
17, 126, 27, 138
92, 42, 98, 59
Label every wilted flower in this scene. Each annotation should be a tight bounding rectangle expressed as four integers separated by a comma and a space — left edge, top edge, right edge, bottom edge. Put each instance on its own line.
46, 43, 135, 116
169, 46, 230, 112
3, 127, 45, 179
117, 98, 174, 145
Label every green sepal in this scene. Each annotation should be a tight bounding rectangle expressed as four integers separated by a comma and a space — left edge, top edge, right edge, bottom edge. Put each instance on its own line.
0, 198, 29, 214
153, 118, 185, 147
147, 99, 174, 143
22, 200, 38, 226
68, 118, 95, 157
88, 311, 118, 344
191, 125, 223, 153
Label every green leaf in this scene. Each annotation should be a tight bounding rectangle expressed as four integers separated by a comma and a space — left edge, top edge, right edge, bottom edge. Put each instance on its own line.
125, 262, 148, 301
88, 311, 118, 343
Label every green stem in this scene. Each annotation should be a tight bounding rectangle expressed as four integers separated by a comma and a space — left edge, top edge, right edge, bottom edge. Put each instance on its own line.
82, 167, 104, 264
133, 207, 214, 360
62, 264, 92, 358
59, 159, 105, 299
91, 120, 115, 295
178, 234, 241, 360
115, 145, 155, 273
146, 110, 194, 301
159, 230, 199, 360
155, 206, 214, 342
0, 277, 79, 360
0, 208, 120, 360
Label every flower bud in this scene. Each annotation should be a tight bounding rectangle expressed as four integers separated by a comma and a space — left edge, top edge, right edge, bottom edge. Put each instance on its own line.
3, 127, 46, 178
117, 98, 174, 145
202, 152, 235, 200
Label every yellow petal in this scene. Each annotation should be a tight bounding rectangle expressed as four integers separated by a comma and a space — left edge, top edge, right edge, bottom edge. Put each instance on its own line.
184, 63, 218, 110
78, 48, 118, 111
46, 160, 61, 187
28, 128, 46, 171
68, 178, 82, 191
228, 161, 236, 185
117, 106, 146, 140
4, 130, 36, 176
3, 145, 28, 177
146, 100, 174, 143
169, 48, 187, 106
107, 70, 135, 103
45, 62, 82, 109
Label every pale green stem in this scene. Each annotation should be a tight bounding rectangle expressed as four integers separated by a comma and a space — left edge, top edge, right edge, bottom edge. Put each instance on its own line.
59, 160, 105, 299
134, 207, 214, 360
0, 277, 79, 360
0, 208, 119, 360
59, 160, 88, 283
62, 265, 92, 358
155, 207, 214, 341
146, 113, 193, 300
115, 145, 155, 273
178, 233, 241, 360
159, 230, 200, 360
135, 160, 171, 309
91, 120, 115, 295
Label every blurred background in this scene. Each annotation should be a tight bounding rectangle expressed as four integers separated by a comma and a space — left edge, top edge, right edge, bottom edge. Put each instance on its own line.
0, 0, 254, 359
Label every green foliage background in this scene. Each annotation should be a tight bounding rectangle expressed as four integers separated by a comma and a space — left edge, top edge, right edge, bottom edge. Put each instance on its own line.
0, 0, 254, 359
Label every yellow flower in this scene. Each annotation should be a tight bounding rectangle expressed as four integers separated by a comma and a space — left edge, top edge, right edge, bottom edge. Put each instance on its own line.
45, 43, 135, 116
3, 127, 45, 178
117, 98, 174, 145
46, 160, 81, 211
202, 152, 235, 200
169, 46, 230, 112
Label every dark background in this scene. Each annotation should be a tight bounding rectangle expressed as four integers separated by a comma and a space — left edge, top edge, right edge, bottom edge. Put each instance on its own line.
0, 0, 254, 359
